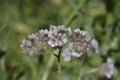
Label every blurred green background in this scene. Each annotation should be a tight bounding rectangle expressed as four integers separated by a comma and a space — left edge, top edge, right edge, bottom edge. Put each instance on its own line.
0, 0, 120, 80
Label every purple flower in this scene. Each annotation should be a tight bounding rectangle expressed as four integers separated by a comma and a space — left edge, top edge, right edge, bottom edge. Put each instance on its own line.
20, 39, 34, 56
102, 58, 115, 78
48, 25, 67, 47
90, 39, 99, 54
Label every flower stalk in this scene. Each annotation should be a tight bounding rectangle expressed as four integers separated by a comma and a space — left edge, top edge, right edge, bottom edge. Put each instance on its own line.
54, 47, 62, 80
79, 68, 99, 80
58, 61, 62, 80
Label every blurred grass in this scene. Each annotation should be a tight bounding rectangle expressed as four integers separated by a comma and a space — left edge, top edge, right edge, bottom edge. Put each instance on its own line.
0, 0, 120, 80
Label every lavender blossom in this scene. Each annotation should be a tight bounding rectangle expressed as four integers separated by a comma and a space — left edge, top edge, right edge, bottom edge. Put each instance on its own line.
20, 25, 99, 60
62, 42, 87, 62
72, 28, 91, 56
20, 39, 34, 56
100, 58, 115, 78
90, 39, 99, 54
20, 29, 49, 56
28, 29, 48, 45
62, 43, 73, 62
48, 25, 67, 47
62, 28, 92, 61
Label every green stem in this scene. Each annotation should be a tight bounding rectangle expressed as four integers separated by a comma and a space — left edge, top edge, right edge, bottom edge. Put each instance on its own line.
58, 48, 62, 80
65, 0, 86, 26
58, 61, 62, 80
41, 55, 56, 80
79, 68, 99, 80
54, 48, 62, 80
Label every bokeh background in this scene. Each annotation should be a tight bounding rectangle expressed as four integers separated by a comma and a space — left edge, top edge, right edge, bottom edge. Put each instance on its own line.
0, 0, 120, 80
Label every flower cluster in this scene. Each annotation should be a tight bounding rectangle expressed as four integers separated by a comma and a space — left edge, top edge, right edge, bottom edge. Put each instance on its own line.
20, 29, 48, 57
20, 39, 34, 56
62, 28, 99, 62
48, 25, 67, 47
20, 25, 116, 80
20, 25, 99, 59
101, 58, 115, 78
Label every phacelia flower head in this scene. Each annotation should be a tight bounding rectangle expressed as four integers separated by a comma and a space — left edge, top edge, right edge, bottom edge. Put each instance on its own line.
48, 25, 67, 47
72, 28, 91, 43
20, 39, 34, 56
28, 29, 48, 45
62, 42, 85, 62
20, 29, 49, 57
20, 25, 99, 60
63, 28, 91, 58
62, 27, 94, 61
100, 58, 115, 78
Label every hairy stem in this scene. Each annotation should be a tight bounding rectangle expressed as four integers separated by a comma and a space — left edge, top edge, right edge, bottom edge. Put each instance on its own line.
58, 48, 62, 80
54, 47, 62, 80
58, 61, 62, 80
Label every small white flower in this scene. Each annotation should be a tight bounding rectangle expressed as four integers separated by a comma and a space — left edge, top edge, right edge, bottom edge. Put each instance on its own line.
48, 25, 67, 47
48, 38, 57, 47
80, 30, 87, 36
62, 43, 73, 62
28, 34, 36, 40
72, 51, 83, 57
79, 30, 91, 43
62, 29, 92, 62
21, 29, 49, 57
62, 42, 85, 62
44, 29, 48, 34
73, 42, 90, 56
90, 39, 99, 54
102, 58, 115, 78
74, 28, 81, 33
34, 29, 48, 44
57, 33, 68, 46
20, 39, 34, 56
73, 29, 91, 43
48, 26, 57, 38
73, 28, 81, 41
58, 25, 67, 32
